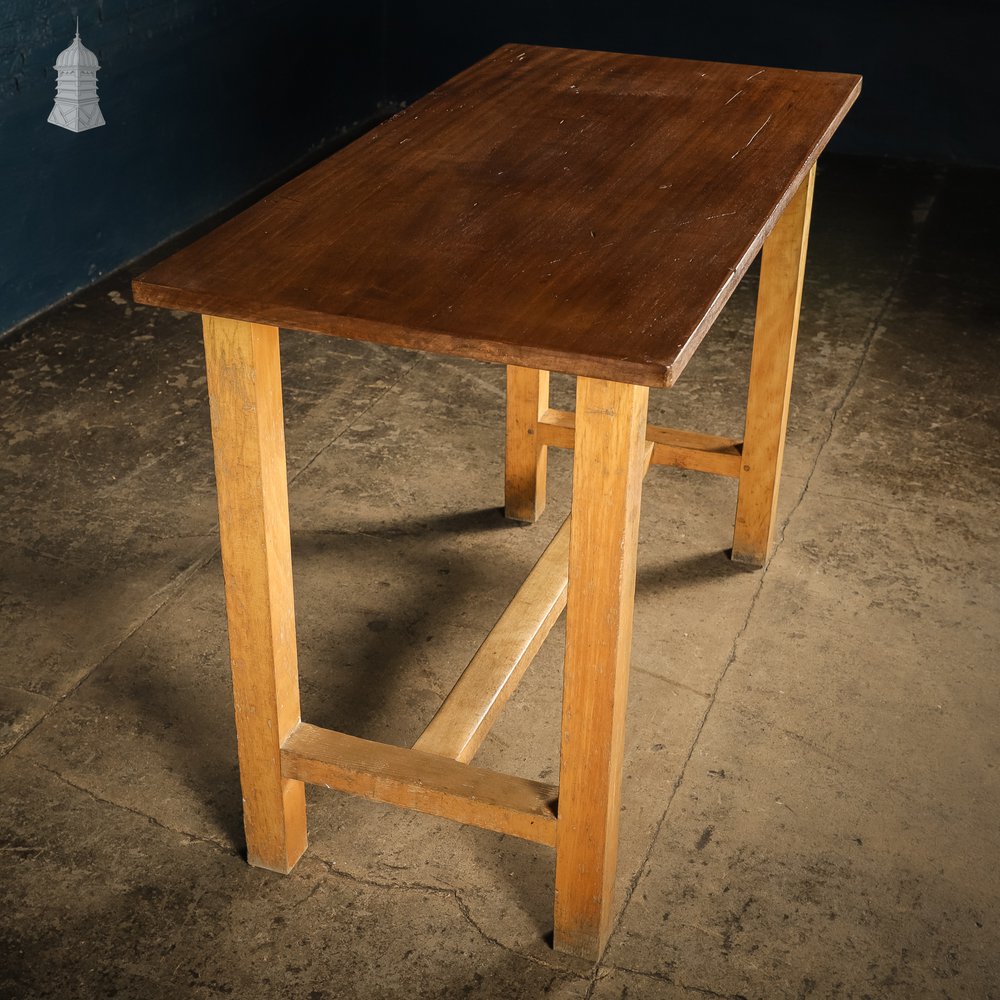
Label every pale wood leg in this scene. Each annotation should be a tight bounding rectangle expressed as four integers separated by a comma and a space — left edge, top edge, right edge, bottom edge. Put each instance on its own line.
505, 365, 550, 521
202, 315, 307, 873
554, 376, 649, 960
732, 165, 816, 568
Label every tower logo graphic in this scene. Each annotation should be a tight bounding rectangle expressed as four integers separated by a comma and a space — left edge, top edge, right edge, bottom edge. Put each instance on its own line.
48, 19, 106, 132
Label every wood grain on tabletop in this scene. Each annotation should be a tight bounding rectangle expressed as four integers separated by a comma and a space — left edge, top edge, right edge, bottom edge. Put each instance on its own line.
133, 45, 860, 388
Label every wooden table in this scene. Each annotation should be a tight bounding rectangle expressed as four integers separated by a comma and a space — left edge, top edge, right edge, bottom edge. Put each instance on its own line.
133, 44, 860, 960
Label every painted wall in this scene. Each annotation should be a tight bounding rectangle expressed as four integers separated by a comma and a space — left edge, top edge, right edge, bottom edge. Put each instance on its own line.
382, 2, 1000, 170
2, 1, 995, 336
0, 2, 387, 335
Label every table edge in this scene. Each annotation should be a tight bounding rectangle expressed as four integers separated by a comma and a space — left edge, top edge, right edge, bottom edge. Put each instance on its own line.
131, 278, 678, 388
669, 72, 862, 379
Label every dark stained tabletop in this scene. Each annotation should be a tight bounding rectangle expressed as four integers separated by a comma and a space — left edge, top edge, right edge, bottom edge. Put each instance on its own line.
133, 44, 860, 388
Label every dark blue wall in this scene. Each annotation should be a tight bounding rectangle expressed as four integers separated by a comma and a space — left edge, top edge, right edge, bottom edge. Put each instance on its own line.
0, 1, 387, 335
2, 2, 996, 337
382, 2, 1000, 170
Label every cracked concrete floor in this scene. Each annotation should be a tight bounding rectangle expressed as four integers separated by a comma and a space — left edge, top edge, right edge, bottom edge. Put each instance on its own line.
1, 155, 998, 999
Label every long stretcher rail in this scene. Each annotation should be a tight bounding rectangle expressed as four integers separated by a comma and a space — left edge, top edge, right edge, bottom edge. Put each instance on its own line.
413, 517, 572, 763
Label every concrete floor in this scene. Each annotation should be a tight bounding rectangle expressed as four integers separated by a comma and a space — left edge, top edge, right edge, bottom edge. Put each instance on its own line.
1, 155, 998, 999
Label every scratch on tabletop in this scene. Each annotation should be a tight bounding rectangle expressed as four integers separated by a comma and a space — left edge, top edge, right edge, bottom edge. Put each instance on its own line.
731, 114, 772, 158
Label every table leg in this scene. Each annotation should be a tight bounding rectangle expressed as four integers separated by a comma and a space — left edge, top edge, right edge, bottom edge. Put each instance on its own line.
202, 315, 307, 873
554, 376, 649, 961
732, 164, 816, 567
505, 365, 550, 522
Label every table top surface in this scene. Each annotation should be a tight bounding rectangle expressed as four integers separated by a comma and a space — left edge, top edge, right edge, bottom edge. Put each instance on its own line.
133, 44, 860, 388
